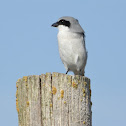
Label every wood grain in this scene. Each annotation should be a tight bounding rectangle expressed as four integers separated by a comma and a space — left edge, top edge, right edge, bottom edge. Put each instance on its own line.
16, 73, 92, 126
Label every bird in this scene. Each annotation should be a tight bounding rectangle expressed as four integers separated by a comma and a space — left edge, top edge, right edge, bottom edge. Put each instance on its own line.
51, 16, 87, 76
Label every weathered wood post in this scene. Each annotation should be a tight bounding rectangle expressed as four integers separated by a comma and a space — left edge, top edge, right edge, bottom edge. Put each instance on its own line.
16, 72, 92, 126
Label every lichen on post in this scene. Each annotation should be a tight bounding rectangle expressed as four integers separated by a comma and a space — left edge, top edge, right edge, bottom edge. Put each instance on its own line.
16, 73, 92, 126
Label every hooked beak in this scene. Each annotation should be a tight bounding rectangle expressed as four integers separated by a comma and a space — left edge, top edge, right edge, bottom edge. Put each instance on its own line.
51, 21, 59, 27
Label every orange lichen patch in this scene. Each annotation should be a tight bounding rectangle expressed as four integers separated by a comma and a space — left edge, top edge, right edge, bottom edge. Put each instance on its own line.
83, 121, 86, 124
60, 89, 64, 98
27, 101, 29, 106
16, 84, 18, 88
16, 98, 19, 113
64, 101, 66, 104
50, 103, 52, 107
82, 88, 85, 93
23, 76, 28, 82
16, 101, 18, 106
82, 88, 86, 97
72, 81, 78, 89
83, 93, 86, 97
16, 87, 18, 112
17, 108, 19, 113
52, 86, 57, 95
16, 98, 18, 101
84, 82, 87, 86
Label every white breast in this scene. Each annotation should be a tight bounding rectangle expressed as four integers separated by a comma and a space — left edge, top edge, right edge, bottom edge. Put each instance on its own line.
57, 27, 87, 73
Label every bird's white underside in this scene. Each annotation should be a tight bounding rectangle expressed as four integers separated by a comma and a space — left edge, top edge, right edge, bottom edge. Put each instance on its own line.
57, 25, 87, 75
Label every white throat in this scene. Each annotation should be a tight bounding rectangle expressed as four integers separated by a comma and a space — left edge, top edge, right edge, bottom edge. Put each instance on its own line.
58, 25, 70, 32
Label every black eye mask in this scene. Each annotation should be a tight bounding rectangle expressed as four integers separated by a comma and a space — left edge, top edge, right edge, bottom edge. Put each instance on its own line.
58, 19, 71, 28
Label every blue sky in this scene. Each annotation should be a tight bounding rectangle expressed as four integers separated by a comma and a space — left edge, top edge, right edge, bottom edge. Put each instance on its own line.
0, 0, 126, 126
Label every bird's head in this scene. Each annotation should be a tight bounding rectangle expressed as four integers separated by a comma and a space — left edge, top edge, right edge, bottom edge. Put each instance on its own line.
51, 16, 84, 33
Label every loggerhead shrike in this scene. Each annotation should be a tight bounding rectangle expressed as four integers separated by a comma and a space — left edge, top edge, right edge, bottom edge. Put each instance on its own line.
52, 16, 87, 76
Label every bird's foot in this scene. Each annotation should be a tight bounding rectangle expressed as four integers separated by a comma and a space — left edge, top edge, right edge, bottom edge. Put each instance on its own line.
65, 69, 69, 74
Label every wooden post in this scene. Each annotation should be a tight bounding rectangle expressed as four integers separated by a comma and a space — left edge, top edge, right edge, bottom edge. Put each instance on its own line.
16, 72, 92, 126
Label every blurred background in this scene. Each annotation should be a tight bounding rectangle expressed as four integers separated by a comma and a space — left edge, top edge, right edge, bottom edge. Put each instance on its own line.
0, 0, 126, 126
